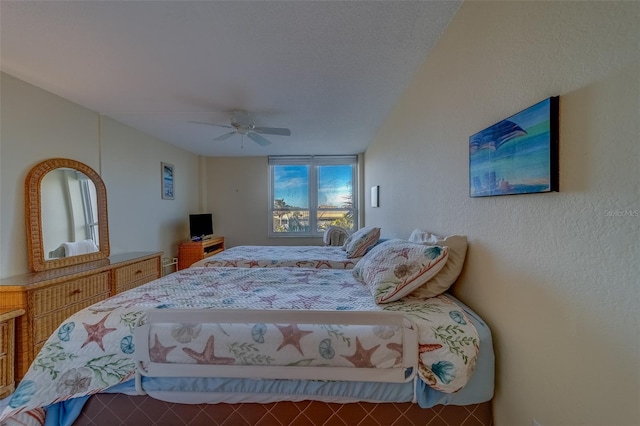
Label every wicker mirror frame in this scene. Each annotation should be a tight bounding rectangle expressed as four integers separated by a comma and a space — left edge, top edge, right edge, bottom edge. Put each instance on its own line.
25, 158, 110, 272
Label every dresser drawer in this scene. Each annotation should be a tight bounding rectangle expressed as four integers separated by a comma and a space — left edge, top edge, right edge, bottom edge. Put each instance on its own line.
113, 258, 160, 294
115, 275, 157, 294
33, 294, 107, 344
0, 309, 22, 398
0, 321, 6, 358
114, 259, 159, 287
0, 321, 9, 396
0, 354, 9, 398
32, 272, 110, 316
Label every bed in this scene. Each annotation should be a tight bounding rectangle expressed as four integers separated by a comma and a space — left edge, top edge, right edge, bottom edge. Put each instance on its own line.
0, 265, 493, 426
191, 245, 363, 269
191, 226, 382, 270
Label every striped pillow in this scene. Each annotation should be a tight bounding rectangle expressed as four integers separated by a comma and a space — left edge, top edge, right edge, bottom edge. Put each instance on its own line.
343, 226, 381, 258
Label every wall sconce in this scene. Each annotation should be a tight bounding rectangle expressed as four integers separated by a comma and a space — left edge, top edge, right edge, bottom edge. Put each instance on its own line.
371, 186, 379, 208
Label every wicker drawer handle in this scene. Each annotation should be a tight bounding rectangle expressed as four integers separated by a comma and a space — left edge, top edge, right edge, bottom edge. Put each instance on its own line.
135, 270, 143, 274
70, 289, 82, 296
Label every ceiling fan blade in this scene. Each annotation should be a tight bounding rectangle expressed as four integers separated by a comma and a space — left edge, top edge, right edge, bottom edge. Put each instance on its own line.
189, 120, 233, 129
247, 132, 272, 146
213, 131, 236, 141
253, 127, 291, 136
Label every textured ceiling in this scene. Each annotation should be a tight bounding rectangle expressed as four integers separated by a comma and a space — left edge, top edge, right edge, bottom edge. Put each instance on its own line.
1, 1, 460, 157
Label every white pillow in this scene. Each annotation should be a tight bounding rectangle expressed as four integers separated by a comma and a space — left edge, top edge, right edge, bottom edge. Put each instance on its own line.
353, 240, 449, 304
342, 226, 381, 258
408, 229, 432, 244
407, 230, 468, 298
323, 226, 348, 246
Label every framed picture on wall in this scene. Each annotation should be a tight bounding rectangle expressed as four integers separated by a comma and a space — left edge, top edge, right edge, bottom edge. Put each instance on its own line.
469, 96, 559, 197
161, 162, 175, 200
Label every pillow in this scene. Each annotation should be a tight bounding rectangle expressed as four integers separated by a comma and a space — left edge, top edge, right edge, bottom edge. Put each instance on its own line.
408, 229, 432, 244
352, 240, 449, 304
364, 238, 388, 255
342, 226, 381, 258
323, 226, 348, 246
406, 230, 468, 298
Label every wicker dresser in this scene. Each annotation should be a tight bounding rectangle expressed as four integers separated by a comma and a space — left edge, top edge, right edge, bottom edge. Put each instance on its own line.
0, 308, 25, 398
0, 251, 161, 380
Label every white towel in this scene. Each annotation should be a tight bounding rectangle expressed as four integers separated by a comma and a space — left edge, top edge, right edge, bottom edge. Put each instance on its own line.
62, 239, 99, 256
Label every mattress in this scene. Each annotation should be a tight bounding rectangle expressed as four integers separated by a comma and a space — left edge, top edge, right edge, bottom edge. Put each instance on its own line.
0, 267, 492, 424
191, 245, 360, 269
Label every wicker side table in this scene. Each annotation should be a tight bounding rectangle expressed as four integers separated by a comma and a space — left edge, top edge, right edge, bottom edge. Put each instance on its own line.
178, 236, 225, 270
0, 308, 25, 398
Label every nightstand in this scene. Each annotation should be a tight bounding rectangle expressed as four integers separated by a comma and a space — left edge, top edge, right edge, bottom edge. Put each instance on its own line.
178, 236, 225, 270
0, 308, 25, 398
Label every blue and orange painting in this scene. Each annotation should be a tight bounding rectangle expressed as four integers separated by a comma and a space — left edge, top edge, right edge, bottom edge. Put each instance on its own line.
469, 97, 558, 197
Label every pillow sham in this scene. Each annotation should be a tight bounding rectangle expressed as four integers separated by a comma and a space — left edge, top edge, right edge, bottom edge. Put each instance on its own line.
364, 238, 388, 255
353, 240, 449, 304
342, 226, 381, 258
407, 230, 468, 298
323, 226, 348, 246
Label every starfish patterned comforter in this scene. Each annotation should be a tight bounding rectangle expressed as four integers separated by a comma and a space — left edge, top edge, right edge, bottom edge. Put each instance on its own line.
190, 245, 360, 269
0, 267, 478, 422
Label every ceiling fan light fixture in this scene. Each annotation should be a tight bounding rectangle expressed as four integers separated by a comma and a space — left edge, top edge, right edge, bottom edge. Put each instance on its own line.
190, 110, 290, 147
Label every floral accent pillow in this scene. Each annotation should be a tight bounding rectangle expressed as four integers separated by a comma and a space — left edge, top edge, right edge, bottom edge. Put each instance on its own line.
353, 240, 449, 304
407, 230, 468, 298
342, 226, 381, 258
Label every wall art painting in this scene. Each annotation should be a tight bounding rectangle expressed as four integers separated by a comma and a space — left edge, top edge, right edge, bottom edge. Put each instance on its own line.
161, 162, 175, 200
469, 96, 558, 197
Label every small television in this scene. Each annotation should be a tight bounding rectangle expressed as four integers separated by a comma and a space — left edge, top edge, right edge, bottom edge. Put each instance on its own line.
189, 213, 214, 240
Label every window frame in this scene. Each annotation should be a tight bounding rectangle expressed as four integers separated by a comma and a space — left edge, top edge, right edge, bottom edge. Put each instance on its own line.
268, 155, 359, 237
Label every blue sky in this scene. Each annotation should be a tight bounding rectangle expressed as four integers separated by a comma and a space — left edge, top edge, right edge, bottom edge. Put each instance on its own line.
274, 165, 352, 208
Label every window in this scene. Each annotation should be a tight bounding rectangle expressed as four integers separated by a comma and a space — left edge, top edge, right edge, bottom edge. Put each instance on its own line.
269, 156, 358, 236
78, 173, 99, 245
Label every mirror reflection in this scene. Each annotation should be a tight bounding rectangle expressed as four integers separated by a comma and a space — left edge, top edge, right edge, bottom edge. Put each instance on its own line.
26, 158, 109, 272
41, 168, 100, 259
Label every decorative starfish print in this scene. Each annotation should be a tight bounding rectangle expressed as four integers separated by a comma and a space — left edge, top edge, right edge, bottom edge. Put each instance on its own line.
314, 261, 331, 269
387, 342, 404, 366
419, 343, 443, 353
175, 273, 201, 284
341, 337, 380, 368
275, 324, 313, 355
338, 281, 355, 289
121, 293, 165, 308
235, 280, 258, 292
293, 294, 322, 309
149, 334, 176, 362
247, 260, 261, 268
259, 294, 278, 308
183, 336, 235, 364
87, 306, 119, 314
81, 314, 117, 351
290, 276, 310, 284
202, 280, 223, 290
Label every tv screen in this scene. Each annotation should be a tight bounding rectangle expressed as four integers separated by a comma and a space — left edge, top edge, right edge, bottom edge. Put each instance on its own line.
189, 214, 213, 239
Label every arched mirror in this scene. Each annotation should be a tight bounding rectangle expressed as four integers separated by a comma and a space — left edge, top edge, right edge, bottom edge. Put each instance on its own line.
26, 158, 110, 271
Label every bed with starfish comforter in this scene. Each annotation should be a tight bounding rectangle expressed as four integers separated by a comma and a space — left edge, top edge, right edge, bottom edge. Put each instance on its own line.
190, 245, 362, 269
0, 267, 491, 425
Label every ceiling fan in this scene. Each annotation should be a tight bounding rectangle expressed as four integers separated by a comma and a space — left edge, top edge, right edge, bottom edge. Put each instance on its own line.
189, 110, 291, 146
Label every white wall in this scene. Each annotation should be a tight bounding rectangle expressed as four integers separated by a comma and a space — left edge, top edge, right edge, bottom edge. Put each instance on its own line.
100, 116, 200, 257
364, 2, 639, 426
0, 73, 201, 278
206, 157, 320, 248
